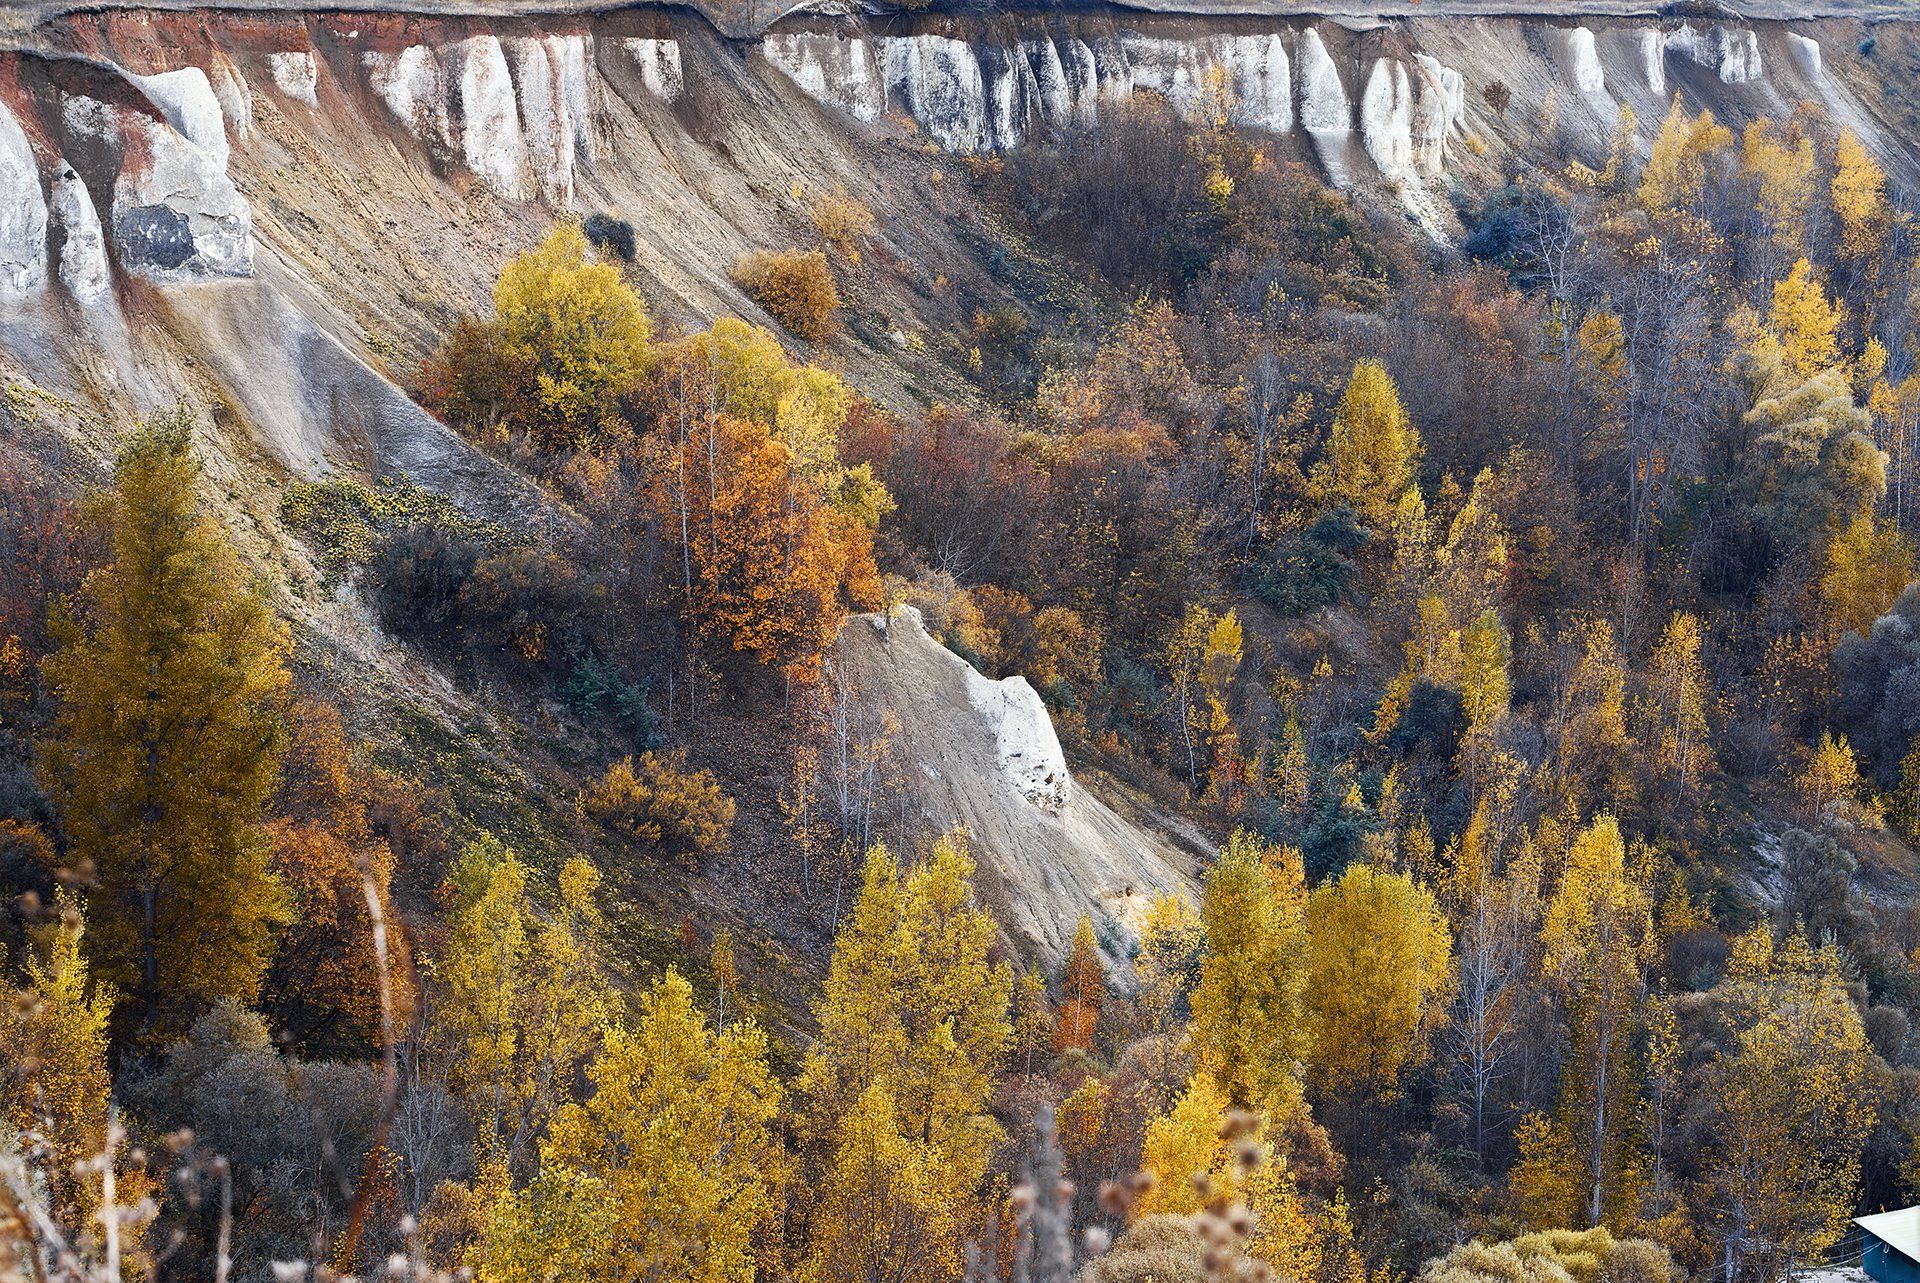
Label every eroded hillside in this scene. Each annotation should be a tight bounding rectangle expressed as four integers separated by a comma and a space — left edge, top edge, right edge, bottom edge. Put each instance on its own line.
2, 0, 1919, 987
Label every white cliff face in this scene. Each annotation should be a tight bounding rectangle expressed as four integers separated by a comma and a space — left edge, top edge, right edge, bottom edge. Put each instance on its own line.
50, 164, 109, 301
506, 36, 574, 204
884, 35, 990, 151
548, 34, 596, 162
1361, 57, 1413, 174
964, 665, 1071, 812
1124, 33, 1292, 134
0, 97, 48, 297
769, 25, 1294, 151
363, 35, 599, 202
449, 36, 531, 200
1788, 33, 1823, 77
765, 33, 885, 121
365, 45, 452, 148
66, 92, 253, 282
1297, 27, 1349, 134
131, 67, 231, 170
1636, 29, 1667, 95
1565, 27, 1607, 95
1412, 54, 1463, 175
267, 50, 319, 105
623, 37, 684, 103
1666, 23, 1762, 84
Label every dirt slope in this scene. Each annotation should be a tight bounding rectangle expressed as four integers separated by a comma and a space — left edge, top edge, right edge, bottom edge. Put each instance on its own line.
836, 607, 1205, 973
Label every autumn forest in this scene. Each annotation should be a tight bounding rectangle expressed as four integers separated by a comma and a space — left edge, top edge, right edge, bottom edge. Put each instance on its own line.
5, 36, 1920, 1283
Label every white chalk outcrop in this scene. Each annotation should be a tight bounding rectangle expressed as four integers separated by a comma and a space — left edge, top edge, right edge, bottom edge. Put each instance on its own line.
764, 32, 884, 120
1565, 27, 1607, 95
448, 37, 531, 200
0, 97, 48, 297
1412, 54, 1463, 175
884, 35, 991, 150
506, 36, 591, 204
1787, 33, 1823, 77
267, 50, 319, 105
209, 52, 254, 137
624, 37, 684, 103
1361, 58, 1413, 174
65, 89, 252, 283
365, 45, 452, 147
1666, 23, 1763, 84
837, 606, 1193, 970
50, 164, 109, 301
131, 67, 231, 169
362, 35, 603, 201
1297, 27, 1350, 134
767, 26, 1297, 152
965, 666, 1072, 813
1635, 29, 1667, 95
1123, 32, 1292, 134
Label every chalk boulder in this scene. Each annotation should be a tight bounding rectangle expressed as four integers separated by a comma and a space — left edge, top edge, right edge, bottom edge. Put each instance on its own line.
964, 665, 1072, 812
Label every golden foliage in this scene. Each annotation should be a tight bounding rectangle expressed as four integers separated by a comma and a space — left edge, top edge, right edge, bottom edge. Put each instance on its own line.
1819, 512, 1915, 638
582, 750, 736, 864
797, 836, 1011, 1283
433, 837, 612, 1167
38, 411, 291, 1027
422, 224, 651, 452
480, 970, 785, 1283
812, 189, 876, 254
1831, 129, 1891, 262
1768, 259, 1845, 381
1318, 360, 1422, 527
1, 896, 116, 1223
1190, 831, 1310, 1123
734, 249, 842, 342
1304, 863, 1454, 1102
658, 411, 881, 681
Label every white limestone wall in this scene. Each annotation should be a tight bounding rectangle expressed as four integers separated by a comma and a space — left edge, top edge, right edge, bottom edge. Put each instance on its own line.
1665, 23, 1762, 84
1297, 27, 1350, 135
0, 97, 47, 297
50, 164, 109, 301
766, 25, 1305, 151
1361, 57, 1413, 174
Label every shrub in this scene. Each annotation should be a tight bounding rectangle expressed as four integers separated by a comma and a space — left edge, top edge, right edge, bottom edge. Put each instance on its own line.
420, 225, 650, 453
1252, 506, 1369, 615
583, 211, 637, 262
811, 189, 875, 253
582, 751, 735, 864
563, 653, 658, 748
371, 523, 482, 639
733, 249, 840, 341
280, 478, 507, 590
456, 547, 585, 665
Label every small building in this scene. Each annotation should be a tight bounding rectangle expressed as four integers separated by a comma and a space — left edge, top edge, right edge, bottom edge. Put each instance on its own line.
1857, 1208, 1920, 1283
